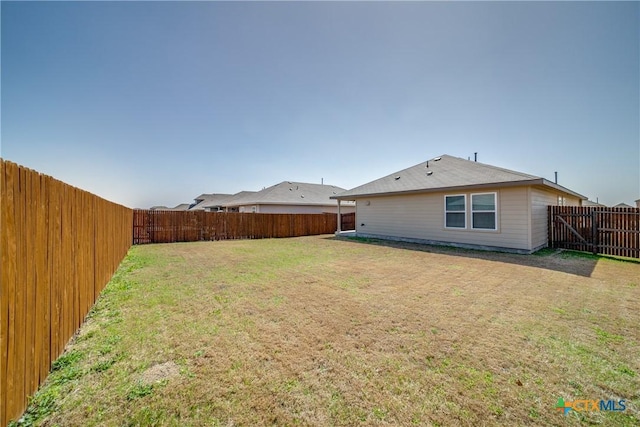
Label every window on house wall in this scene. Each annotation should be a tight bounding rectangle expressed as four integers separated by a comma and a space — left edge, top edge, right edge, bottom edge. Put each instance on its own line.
471, 193, 497, 230
445, 195, 466, 228
252, 206, 257, 213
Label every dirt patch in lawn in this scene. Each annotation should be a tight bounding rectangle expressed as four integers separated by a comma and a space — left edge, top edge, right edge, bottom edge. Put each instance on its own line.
139, 361, 180, 385
17, 235, 640, 427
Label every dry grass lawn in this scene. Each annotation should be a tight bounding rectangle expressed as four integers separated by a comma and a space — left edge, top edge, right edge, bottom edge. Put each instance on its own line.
15, 235, 640, 426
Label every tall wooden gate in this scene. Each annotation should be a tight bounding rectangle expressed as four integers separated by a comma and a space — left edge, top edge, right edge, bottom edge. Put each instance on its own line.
549, 206, 640, 258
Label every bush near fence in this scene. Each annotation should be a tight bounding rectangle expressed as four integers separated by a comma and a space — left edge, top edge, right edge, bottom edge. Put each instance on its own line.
0, 159, 133, 426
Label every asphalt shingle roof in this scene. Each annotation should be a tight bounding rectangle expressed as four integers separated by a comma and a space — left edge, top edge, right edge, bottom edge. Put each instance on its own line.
170, 203, 191, 211
333, 155, 584, 199
189, 193, 233, 210
224, 182, 352, 207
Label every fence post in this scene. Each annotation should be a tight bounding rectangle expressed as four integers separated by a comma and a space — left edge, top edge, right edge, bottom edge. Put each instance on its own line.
591, 209, 598, 255
548, 205, 555, 248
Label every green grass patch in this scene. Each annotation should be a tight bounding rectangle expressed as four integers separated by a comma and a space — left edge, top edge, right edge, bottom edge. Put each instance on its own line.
14, 237, 640, 426
126, 383, 155, 401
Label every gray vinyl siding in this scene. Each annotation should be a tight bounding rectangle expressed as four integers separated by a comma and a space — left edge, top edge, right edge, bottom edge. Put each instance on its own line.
355, 187, 532, 251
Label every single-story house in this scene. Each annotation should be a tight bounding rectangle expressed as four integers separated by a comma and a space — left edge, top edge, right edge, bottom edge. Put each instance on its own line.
583, 200, 606, 207
169, 203, 191, 211
207, 191, 257, 212
149, 203, 190, 211
613, 202, 633, 208
223, 181, 356, 214
188, 193, 233, 211
332, 154, 586, 254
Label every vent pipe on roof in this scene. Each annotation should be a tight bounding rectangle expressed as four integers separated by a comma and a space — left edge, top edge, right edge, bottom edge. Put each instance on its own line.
474, 152, 477, 162
321, 178, 324, 185
554, 171, 558, 184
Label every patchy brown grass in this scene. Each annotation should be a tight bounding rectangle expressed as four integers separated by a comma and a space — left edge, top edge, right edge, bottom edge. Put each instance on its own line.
16, 236, 640, 426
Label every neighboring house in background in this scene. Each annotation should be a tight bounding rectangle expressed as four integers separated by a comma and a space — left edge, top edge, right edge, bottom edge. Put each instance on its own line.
169, 203, 191, 211
636, 199, 640, 209
332, 154, 586, 254
583, 200, 606, 207
189, 193, 233, 211
209, 191, 257, 212
149, 203, 191, 211
613, 202, 633, 208
223, 181, 356, 214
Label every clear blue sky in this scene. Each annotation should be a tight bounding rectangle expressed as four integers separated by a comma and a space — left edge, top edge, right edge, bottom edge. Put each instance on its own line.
2, 1, 638, 208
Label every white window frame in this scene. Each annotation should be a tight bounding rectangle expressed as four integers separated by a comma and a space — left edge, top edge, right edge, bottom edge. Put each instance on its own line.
471, 192, 498, 231
444, 194, 467, 229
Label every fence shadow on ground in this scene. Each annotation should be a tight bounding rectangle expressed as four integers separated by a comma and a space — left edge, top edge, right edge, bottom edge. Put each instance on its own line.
328, 236, 639, 278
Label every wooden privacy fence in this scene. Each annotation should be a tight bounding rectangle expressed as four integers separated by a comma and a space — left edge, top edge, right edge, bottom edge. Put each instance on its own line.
549, 205, 640, 258
0, 159, 133, 426
133, 209, 338, 244
340, 212, 356, 231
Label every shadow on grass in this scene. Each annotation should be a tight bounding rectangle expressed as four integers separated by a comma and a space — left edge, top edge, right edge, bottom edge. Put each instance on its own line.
327, 235, 640, 278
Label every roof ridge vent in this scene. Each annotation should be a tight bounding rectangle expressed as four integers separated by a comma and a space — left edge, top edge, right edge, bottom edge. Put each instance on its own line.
394, 176, 401, 180
433, 157, 441, 161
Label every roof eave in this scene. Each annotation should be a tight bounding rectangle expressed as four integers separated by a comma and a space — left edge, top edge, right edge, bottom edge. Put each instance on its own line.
538, 179, 587, 200
333, 179, 586, 200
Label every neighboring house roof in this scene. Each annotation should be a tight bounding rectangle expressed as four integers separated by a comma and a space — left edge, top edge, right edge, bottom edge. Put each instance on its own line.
189, 193, 233, 210
150, 203, 191, 211
213, 191, 257, 207
333, 154, 586, 200
170, 203, 191, 211
224, 181, 354, 207
583, 200, 606, 207
613, 202, 633, 208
